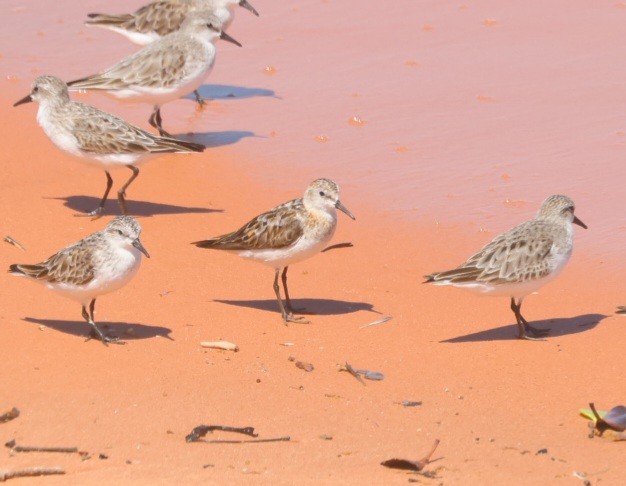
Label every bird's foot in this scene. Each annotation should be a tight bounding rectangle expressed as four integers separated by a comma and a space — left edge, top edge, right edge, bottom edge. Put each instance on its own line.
282, 313, 311, 325
193, 90, 206, 108
86, 328, 124, 346
524, 323, 551, 337
74, 207, 105, 220
517, 332, 548, 342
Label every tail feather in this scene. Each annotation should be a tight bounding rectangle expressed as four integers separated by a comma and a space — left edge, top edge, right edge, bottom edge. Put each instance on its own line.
9, 263, 46, 278
158, 137, 205, 153
424, 266, 481, 284
67, 75, 114, 90
192, 239, 220, 249
8, 264, 24, 275
85, 13, 134, 26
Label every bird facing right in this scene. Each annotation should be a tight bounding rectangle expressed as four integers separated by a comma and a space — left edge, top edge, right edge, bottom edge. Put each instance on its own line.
424, 195, 587, 340
8, 216, 150, 345
192, 179, 356, 325
85, 0, 259, 46
69, 11, 242, 137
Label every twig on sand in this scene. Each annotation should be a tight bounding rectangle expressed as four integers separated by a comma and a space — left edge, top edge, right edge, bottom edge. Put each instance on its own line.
0, 467, 65, 481
321, 242, 353, 253
202, 436, 291, 444
185, 425, 258, 443
3, 236, 25, 251
359, 315, 393, 330
4, 440, 85, 456
185, 425, 290, 444
339, 362, 366, 386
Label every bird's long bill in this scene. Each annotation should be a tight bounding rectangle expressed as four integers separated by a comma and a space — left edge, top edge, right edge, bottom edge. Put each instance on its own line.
336, 200, 356, 220
573, 215, 588, 229
133, 238, 150, 258
220, 31, 242, 47
240, 0, 260, 16
13, 94, 33, 107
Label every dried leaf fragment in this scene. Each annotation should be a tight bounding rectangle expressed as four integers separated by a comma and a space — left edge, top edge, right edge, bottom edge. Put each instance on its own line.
588, 403, 626, 440
381, 439, 440, 471
0, 408, 19, 424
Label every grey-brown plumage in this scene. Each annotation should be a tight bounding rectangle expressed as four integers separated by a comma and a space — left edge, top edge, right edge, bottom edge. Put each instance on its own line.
425, 195, 587, 340
13, 75, 205, 218
9, 216, 150, 344
86, 0, 259, 43
193, 179, 356, 324
69, 11, 242, 137
195, 199, 305, 251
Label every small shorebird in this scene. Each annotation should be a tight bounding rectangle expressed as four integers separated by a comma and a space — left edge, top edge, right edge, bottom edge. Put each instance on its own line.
14, 75, 205, 218
9, 216, 150, 344
86, 0, 259, 45
85, 0, 258, 107
69, 11, 241, 136
425, 195, 587, 340
192, 179, 355, 324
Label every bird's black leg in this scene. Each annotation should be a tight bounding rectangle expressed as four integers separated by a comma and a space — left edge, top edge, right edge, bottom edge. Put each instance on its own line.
75, 171, 112, 219
510, 297, 549, 340
117, 166, 139, 215
82, 299, 118, 345
274, 268, 309, 325
148, 106, 171, 137
193, 90, 206, 107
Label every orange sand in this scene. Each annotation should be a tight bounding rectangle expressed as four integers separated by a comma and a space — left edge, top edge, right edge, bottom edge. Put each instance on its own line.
1, 0, 625, 484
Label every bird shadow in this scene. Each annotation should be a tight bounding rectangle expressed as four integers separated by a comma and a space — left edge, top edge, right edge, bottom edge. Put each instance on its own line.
51, 195, 223, 218
23, 317, 173, 341
186, 84, 278, 102
440, 313, 607, 343
189, 130, 259, 148
214, 298, 377, 317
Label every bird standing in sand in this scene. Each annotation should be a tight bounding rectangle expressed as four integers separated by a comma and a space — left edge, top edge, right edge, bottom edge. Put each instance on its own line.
8, 216, 150, 345
85, 0, 259, 107
69, 11, 242, 136
425, 195, 587, 340
14, 75, 205, 218
192, 179, 356, 324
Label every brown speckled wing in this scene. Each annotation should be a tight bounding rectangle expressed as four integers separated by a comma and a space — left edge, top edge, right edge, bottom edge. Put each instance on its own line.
132, 1, 190, 35
428, 221, 556, 285
196, 199, 305, 250
69, 103, 201, 155
458, 222, 555, 284
15, 241, 96, 286
69, 35, 193, 90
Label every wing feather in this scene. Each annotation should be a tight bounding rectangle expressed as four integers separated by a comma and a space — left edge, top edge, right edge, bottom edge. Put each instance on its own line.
194, 199, 305, 250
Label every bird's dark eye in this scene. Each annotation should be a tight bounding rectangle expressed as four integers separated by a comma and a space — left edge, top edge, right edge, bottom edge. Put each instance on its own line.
117, 230, 123, 236
33, 86, 39, 93
319, 191, 325, 197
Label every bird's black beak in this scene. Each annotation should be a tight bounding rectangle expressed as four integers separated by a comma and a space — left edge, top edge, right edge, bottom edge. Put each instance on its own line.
133, 238, 150, 258
573, 215, 587, 229
220, 31, 242, 47
13, 94, 33, 107
240, 0, 259, 16
335, 201, 356, 220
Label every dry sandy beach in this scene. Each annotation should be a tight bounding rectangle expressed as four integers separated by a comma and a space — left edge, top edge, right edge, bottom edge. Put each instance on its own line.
0, 0, 625, 483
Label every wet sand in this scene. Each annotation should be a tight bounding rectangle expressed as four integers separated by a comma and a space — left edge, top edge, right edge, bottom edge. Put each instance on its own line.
1, 0, 625, 484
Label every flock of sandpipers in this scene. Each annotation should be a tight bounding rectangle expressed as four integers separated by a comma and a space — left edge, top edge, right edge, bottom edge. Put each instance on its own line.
9, 0, 588, 345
